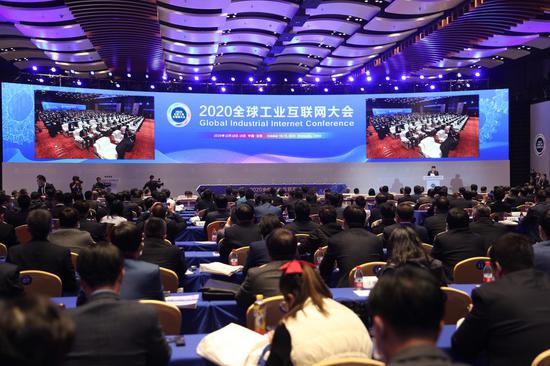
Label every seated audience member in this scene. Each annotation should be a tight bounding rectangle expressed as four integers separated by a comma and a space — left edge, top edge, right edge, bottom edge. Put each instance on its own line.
522, 189, 550, 241
368, 193, 388, 227
0, 262, 24, 298
195, 189, 216, 213
220, 203, 262, 262
73, 200, 107, 242
469, 204, 508, 252
284, 200, 319, 235
319, 205, 383, 287
0, 295, 75, 366
52, 193, 74, 219
7, 209, 77, 294
431, 208, 485, 279
5, 193, 31, 227
397, 186, 413, 204
254, 194, 283, 221
110, 222, 164, 300
307, 205, 344, 254
379, 227, 447, 285
370, 266, 463, 366
383, 203, 429, 252
489, 187, 512, 214
305, 191, 320, 215
452, 234, 550, 365
143, 203, 187, 244
244, 214, 283, 274
410, 185, 423, 202
0, 205, 17, 247
203, 195, 230, 235
47, 207, 95, 253
100, 199, 127, 225
236, 228, 297, 311
533, 209, 550, 275
370, 202, 396, 235
266, 260, 372, 365
423, 196, 450, 242
65, 244, 170, 366
140, 217, 187, 279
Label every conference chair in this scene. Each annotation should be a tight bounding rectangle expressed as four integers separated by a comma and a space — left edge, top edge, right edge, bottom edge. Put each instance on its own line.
310, 214, 321, 224
206, 221, 226, 241
20, 270, 62, 297
159, 267, 179, 293
234, 246, 250, 266
246, 295, 285, 332
139, 300, 182, 335
313, 358, 385, 366
0, 242, 7, 259
15, 224, 32, 245
336, 218, 345, 228
400, 201, 416, 207
348, 261, 386, 287
418, 203, 432, 211
295, 233, 311, 251
532, 349, 550, 366
421, 243, 433, 256
441, 287, 472, 324
70, 252, 79, 270
453, 256, 491, 284
371, 219, 382, 228
93, 137, 118, 159
164, 239, 174, 246
197, 209, 207, 220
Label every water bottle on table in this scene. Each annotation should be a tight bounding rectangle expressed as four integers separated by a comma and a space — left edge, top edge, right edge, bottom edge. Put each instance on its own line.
253, 294, 266, 335
229, 250, 239, 266
354, 266, 364, 289
483, 260, 494, 283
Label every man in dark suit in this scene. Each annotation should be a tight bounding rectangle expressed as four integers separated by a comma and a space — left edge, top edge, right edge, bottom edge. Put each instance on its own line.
470, 204, 508, 252
307, 205, 344, 254
370, 202, 396, 235
423, 196, 450, 243
220, 203, 262, 263
110, 222, 164, 300
0, 206, 17, 247
140, 217, 187, 280
7, 209, 77, 294
203, 195, 230, 236
74, 200, 107, 242
244, 214, 283, 274
410, 185, 423, 203
397, 186, 414, 204
449, 190, 476, 209
236, 228, 297, 311
284, 200, 319, 235
533, 209, 550, 276
427, 166, 439, 176
452, 234, 550, 366
254, 194, 283, 221
0, 262, 23, 298
5, 194, 31, 228
367, 193, 388, 227
489, 187, 512, 214
47, 207, 95, 253
370, 266, 465, 366
137, 203, 187, 245
522, 189, 550, 241
65, 244, 170, 366
383, 203, 429, 253
431, 208, 485, 280
36, 174, 55, 196
320, 205, 383, 287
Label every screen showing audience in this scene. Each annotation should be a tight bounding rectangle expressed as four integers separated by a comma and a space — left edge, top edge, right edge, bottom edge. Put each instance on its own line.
2, 83, 508, 164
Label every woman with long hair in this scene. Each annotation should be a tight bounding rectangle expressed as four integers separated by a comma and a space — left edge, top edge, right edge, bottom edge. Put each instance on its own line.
380, 226, 447, 285
266, 260, 373, 366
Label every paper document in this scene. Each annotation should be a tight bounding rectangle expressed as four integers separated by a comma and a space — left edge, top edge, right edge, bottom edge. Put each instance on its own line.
165, 294, 199, 309
200, 262, 243, 276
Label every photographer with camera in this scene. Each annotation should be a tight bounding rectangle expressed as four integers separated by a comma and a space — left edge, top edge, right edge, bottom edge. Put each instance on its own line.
143, 175, 163, 192
70, 176, 84, 200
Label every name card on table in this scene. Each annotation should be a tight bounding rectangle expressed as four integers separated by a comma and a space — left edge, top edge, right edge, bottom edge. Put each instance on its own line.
363, 276, 378, 289
165, 294, 199, 309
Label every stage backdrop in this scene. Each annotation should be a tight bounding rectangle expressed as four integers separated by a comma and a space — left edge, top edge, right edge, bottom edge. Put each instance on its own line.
530, 100, 550, 175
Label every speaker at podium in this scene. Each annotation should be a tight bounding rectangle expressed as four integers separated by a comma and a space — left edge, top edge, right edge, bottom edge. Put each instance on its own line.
423, 175, 444, 189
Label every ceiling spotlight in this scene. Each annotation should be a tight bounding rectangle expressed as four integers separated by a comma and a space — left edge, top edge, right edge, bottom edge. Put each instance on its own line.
50, 67, 56, 73
145, 74, 149, 79
385, 76, 390, 81
248, 76, 254, 82
115, 83, 120, 88
457, 72, 462, 78
162, 74, 168, 80
419, 75, 425, 80
127, 73, 132, 78
266, 77, 271, 83
284, 78, 288, 82
366, 70, 370, 76
258, 87, 264, 92
231, 77, 236, 82
401, 75, 407, 81
429, 84, 435, 90
70, 69, 76, 74
178, 75, 183, 80
394, 86, 399, 91
220, 86, 226, 92
290, 88, 295, 92
150, 84, 155, 89
348, 76, 355, 82
474, 71, 480, 77
211, 76, 217, 81
324, 87, 328, 92
438, 74, 443, 79
188, 86, 193, 91
194, 76, 199, 81
108, 72, 113, 77
366, 76, 372, 82
315, 77, 320, 83
466, 83, 471, 88
76, 80, 82, 86
360, 87, 365, 92
193, 67, 199, 72
32, 65, 38, 71
89, 71, 95, 76
298, 77, 303, 83
38, 78, 44, 83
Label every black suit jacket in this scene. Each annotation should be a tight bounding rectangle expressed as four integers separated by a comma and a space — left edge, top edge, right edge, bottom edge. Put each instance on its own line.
65, 291, 171, 366
383, 222, 429, 253
236, 260, 287, 311
0, 262, 23, 298
203, 210, 230, 235
452, 269, 550, 366
284, 219, 319, 235
244, 239, 270, 275
0, 222, 17, 247
7, 239, 77, 293
319, 227, 383, 287
469, 217, 508, 252
522, 202, 550, 241
140, 237, 187, 280
423, 213, 448, 243
427, 170, 439, 176
307, 222, 343, 253
79, 220, 107, 242
220, 223, 262, 262
431, 227, 485, 279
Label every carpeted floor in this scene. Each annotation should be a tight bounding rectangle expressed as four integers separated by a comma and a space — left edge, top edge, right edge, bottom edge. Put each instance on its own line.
35, 118, 155, 160
366, 117, 479, 159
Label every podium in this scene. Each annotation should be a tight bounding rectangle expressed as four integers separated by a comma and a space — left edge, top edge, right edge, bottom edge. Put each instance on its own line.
423, 175, 444, 189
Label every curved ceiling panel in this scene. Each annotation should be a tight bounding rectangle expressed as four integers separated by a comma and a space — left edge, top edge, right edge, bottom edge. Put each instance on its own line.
320, 55, 376, 67
510, 19, 550, 33
332, 43, 394, 57
159, 0, 230, 10
217, 54, 263, 65
267, 64, 309, 72
0, 49, 46, 61
213, 63, 257, 73
432, 58, 480, 68
306, 1, 379, 20
279, 45, 331, 57
223, 17, 287, 34
284, 34, 344, 48
364, 13, 443, 32
158, 8, 227, 28
453, 47, 508, 59
347, 30, 416, 46
15, 24, 85, 39
271, 55, 319, 67
166, 62, 213, 74
33, 39, 94, 52
219, 32, 277, 46
385, 0, 466, 15
226, 1, 299, 18
0, 38, 37, 49
44, 51, 102, 63
218, 44, 270, 57
294, 19, 360, 35
308, 65, 361, 75
161, 26, 221, 43
0, 5, 74, 22
163, 41, 219, 55
478, 34, 540, 47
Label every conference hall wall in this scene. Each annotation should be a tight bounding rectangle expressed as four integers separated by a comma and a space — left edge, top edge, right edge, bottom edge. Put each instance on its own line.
2, 82, 509, 194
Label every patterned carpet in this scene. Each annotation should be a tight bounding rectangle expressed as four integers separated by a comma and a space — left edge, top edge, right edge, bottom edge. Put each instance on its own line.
35, 118, 155, 160
366, 117, 479, 159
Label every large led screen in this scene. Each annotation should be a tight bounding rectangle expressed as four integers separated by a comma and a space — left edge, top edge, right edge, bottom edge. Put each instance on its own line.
2, 82, 508, 164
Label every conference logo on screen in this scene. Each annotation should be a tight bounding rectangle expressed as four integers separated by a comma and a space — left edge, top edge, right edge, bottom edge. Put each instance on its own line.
167, 103, 192, 127
535, 134, 546, 157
